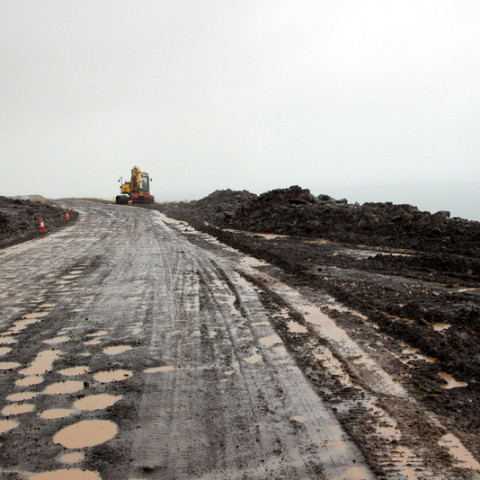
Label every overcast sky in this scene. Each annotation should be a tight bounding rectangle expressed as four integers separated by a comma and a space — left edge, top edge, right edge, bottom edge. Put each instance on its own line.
1, 0, 479, 220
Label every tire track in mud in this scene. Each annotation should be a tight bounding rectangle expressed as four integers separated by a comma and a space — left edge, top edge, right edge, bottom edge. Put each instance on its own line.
162, 214, 480, 480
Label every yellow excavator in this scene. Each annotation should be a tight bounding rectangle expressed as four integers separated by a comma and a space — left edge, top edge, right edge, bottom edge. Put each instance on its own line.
116, 166, 155, 204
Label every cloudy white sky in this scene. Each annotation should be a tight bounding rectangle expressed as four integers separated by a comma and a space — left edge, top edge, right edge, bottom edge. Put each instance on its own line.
1, 1, 479, 219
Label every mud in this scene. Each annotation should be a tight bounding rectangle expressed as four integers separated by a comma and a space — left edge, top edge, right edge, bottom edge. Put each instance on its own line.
154, 187, 480, 472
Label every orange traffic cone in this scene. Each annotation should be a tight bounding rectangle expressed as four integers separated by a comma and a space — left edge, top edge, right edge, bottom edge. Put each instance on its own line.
39, 219, 45, 233
65, 211, 70, 222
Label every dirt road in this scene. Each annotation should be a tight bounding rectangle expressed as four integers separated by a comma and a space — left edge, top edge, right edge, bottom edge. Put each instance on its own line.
0, 202, 478, 479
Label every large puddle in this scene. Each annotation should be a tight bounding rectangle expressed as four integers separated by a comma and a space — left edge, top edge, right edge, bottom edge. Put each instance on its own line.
54, 420, 118, 448
93, 370, 133, 383
0, 361, 20, 370
58, 366, 90, 376
7, 391, 38, 402
30, 469, 101, 480
39, 408, 74, 420
43, 381, 84, 395
103, 345, 132, 355
2, 403, 35, 416
74, 394, 122, 411
0, 419, 18, 433
16, 375, 44, 387
20, 349, 61, 376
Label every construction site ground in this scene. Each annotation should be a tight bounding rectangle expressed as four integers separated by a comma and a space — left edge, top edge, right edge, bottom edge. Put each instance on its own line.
0, 197, 479, 479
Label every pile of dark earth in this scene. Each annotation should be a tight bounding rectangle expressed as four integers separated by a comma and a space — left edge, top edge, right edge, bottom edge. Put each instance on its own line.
152, 186, 480, 459
0, 196, 78, 249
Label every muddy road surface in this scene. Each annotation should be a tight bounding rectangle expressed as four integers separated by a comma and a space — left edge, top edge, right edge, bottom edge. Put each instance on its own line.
0, 202, 478, 479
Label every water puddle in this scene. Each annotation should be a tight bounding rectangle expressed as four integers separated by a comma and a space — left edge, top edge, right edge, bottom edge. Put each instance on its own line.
126, 296, 141, 302
7, 391, 38, 402
287, 320, 308, 334
20, 349, 61, 376
43, 381, 84, 395
22, 311, 49, 319
2, 403, 35, 416
433, 323, 452, 332
8, 318, 41, 334
103, 345, 132, 355
58, 452, 85, 464
39, 303, 56, 308
54, 419, 118, 448
16, 375, 44, 387
93, 370, 133, 383
0, 361, 21, 370
314, 348, 353, 388
43, 336, 70, 345
84, 339, 102, 346
30, 469, 102, 480
439, 372, 468, 389
58, 366, 90, 376
144, 366, 175, 373
0, 347, 12, 356
85, 331, 107, 338
291, 415, 306, 423
0, 336, 16, 344
245, 354, 262, 364
74, 394, 122, 411
0, 419, 18, 433
439, 433, 480, 470
39, 409, 75, 419
259, 335, 282, 347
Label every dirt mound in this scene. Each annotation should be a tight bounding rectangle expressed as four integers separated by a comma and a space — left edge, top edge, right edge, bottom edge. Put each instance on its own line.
0, 196, 78, 249
159, 186, 480, 257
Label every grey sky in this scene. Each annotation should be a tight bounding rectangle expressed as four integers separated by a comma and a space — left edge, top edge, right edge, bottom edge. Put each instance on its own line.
1, 0, 479, 220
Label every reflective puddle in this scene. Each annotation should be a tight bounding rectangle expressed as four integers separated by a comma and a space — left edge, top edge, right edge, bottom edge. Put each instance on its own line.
59, 452, 85, 464
245, 354, 262, 364
259, 335, 282, 347
39, 408, 74, 420
0, 347, 12, 356
30, 469, 101, 480
0, 337, 16, 344
433, 323, 452, 332
144, 366, 175, 373
1, 403, 35, 416
287, 320, 308, 334
20, 349, 61, 376
16, 375, 44, 387
0, 419, 18, 433
22, 311, 49, 319
103, 345, 132, 355
0, 361, 21, 370
93, 370, 133, 383
84, 339, 102, 346
43, 336, 70, 345
58, 366, 90, 376
74, 394, 122, 411
54, 420, 118, 448
6, 391, 38, 402
43, 381, 84, 395
439, 372, 468, 389
291, 415, 306, 423
8, 318, 40, 334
